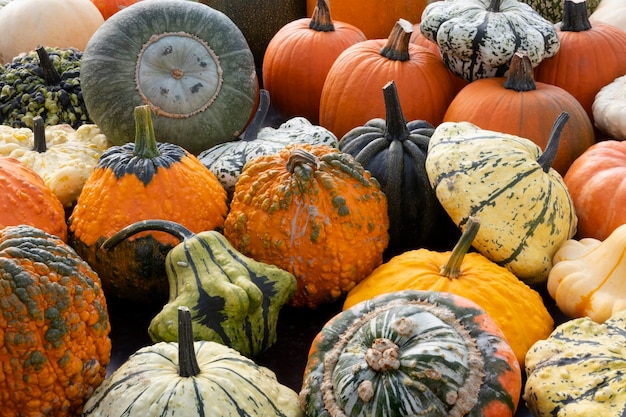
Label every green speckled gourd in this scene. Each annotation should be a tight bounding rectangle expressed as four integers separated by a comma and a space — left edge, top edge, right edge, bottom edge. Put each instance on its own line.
102, 219, 297, 358
299, 290, 522, 417
425, 112, 577, 285
520, 0, 600, 23
524, 309, 626, 416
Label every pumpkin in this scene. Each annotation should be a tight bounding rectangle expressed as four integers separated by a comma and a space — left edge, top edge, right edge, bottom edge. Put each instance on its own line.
0, 116, 111, 207
82, 306, 303, 417
0, 224, 111, 417
0, 46, 90, 129
90, 0, 139, 19
520, 0, 601, 22
0, 156, 67, 241
197, 89, 339, 200
563, 140, 626, 241
305, 0, 429, 40
224, 143, 389, 308
102, 219, 297, 357
262, 0, 366, 124
442, 50, 595, 176
338, 80, 458, 254
534, 0, 626, 124
524, 309, 626, 416
0, 0, 104, 64
592, 73, 626, 141
80, 0, 258, 155
590, 0, 626, 31
419, 0, 560, 82
547, 223, 626, 323
319, 18, 457, 139
425, 112, 578, 285
344, 217, 554, 367
68, 105, 228, 303
300, 290, 522, 417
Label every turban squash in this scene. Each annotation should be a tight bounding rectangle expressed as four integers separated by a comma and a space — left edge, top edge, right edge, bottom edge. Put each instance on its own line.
68, 105, 228, 303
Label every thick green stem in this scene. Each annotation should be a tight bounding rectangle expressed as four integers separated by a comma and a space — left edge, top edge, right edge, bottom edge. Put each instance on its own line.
36, 46, 61, 86
503, 51, 536, 92
177, 306, 201, 378
561, 0, 592, 32
380, 19, 412, 62
134, 105, 161, 159
382, 81, 411, 142
537, 112, 569, 173
440, 217, 480, 279
309, 0, 335, 32
32, 116, 47, 153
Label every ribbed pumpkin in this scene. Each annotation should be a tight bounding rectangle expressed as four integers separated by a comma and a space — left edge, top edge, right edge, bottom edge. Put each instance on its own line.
300, 290, 522, 417
68, 105, 228, 303
344, 217, 554, 366
339, 80, 458, 254
224, 143, 389, 308
0, 224, 111, 417
262, 0, 366, 124
425, 112, 578, 285
0, 156, 67, 241
534, 0, 626, 124
443, 50, 595, 176
563, 140, 626, 241
319, 18, 457, 139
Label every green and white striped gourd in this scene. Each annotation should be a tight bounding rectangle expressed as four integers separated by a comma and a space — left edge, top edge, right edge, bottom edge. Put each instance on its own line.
524, 308, 626, 416
82, 307, 303, 417
424, 112, 577, 285
299, 290, 522, 417
420, 0, 560, 82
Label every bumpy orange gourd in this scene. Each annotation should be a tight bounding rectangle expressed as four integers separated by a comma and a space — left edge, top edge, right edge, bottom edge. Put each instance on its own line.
344, 217, 554, 366
224, 143, 389, 308
0, 156, 67, 241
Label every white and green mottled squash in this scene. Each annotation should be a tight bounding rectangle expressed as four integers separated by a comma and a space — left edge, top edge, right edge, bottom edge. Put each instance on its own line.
82, 306, 303, 417
80, 0, 258, 155
299, 290, 522, 416
524, 308, 626, 416
425, 112, 578, 285
420, 0, 560, 82
198, 89, 338, 198
521, 0, 601, 23
101, 219, 297, 358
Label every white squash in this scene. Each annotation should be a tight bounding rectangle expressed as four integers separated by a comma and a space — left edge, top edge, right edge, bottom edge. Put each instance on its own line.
592, 73, 626, 140
590, 0, 626, 31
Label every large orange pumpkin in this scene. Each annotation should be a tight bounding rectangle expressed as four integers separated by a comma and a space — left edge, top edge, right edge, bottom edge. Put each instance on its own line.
443, 51, 596, 176
262, 0, 365, 124
319, 19, 456, 139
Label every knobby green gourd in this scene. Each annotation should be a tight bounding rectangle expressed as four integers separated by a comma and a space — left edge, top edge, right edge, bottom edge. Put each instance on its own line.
101, 219, 297, 358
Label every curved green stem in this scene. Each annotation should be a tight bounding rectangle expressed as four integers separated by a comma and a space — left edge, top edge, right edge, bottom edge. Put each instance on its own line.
134, 105, 161, 159
101, 219, 194, 250
440, 217, 480, 279
537, 112, 569, 173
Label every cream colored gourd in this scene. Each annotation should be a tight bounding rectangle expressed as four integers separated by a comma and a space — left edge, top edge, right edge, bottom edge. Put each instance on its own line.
425, 112, 578, 285
592, 73, 626, 140
548, 223, 626, 323
590, 0, 626, 31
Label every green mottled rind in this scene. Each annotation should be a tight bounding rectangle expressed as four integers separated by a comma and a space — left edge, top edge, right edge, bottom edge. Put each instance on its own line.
299, 290, 520, 417
420, 0, 560, 82
520, 0, 601, 23
148, 230, 297, 358
425, 121, 577, 285
524, 310, 626, 416
82, 339, 303, 417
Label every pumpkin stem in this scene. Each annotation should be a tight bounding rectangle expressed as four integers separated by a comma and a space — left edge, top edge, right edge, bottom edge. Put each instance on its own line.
134, 105, 161, 159
440, 217, 480, 279
286, 148, 319, 174
177, 306, 201, 378
503, 51, 536, 92
380, 19, 413, 62
242, 89, 271, 141
487, 0, 502, 12
561, 0, 592, 32
36, 46, 62, 86
31, 116, 47, 153
101, 219, 195, 251
537, 112, 570, 173
309, 0, 335, 32
383, 81, 411, 142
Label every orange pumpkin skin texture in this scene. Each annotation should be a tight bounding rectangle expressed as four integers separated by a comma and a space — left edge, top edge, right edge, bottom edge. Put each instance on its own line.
533, 1, 626, 124
319, 19, 457, 140
0, 156, 67, 241
90, 0, 138, 19
563, 140, 626, 241
224, 143, 389, 308
0, 225, 111, 417
443, 51, 595, 176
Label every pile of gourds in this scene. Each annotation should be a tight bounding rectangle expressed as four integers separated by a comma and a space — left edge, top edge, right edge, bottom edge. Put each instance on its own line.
1, 0, 626, 415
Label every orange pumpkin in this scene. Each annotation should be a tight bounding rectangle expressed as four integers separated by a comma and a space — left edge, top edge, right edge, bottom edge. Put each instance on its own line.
534, 0, 626, 124
563, 140, 626, 241
262, 0, 366, 124
0, 156, 68, 241
443, 51, 596, 176
319, 19, 457, 139
305, 0, 428, 40
90, 0, 138, 19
